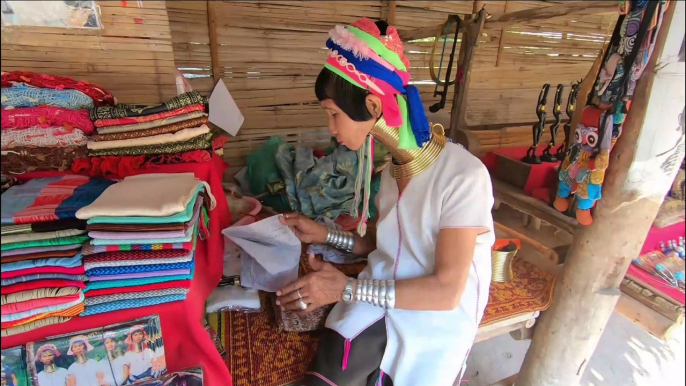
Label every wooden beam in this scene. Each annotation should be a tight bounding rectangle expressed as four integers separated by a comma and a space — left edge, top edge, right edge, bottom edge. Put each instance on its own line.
207, 0, 221, 83
495, 1, 508, 67
398, 1, 617, 41
384, 0, 397, 25
472, 0, 485, 15
518, 2, 682, 384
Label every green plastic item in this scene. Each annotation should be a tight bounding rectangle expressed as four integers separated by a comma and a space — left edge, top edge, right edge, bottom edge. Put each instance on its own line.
245, 136, 291, 212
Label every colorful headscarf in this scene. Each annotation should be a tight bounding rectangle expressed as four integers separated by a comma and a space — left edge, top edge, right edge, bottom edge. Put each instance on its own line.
34, 344, 61, 361
324, 19, 430, 235
125, 324, 150, 351
67, 335, 94, 355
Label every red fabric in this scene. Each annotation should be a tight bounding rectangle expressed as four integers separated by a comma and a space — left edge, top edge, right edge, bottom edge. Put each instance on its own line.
626, 264, 685, 306
72, 151, 213, 180
1, 265, 85, 279
1, 293, 82, 314
640, 221, 686, 254
84, 280, 192, 297
1, 280, 86, 295
2, 155, 233, 386
84, 250, 189, 263
1, 107, 95, 133
94, 104, 205, 127
1, 71, 115, 106
482, 145, 560, 196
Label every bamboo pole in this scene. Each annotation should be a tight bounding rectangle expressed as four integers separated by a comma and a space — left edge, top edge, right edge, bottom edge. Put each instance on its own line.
517, 2, 683, 384
385, 0, 397, 25
207, 0, 221, 83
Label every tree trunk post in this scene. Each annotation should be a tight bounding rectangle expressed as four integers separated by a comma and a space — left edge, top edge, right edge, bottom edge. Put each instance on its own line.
517, 2, 685, 385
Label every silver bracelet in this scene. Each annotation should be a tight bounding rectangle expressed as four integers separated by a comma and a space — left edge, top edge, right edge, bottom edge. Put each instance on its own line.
372, 280, 380, 306
351, 279, 395, 309
325, 228, 355, 253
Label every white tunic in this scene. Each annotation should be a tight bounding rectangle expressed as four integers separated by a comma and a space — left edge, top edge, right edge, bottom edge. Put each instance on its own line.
326, 143, 494, 386
124, 349, 153, 378
98, 356, 128, 386
36, 368, 69, 386
67, 360, 99, 386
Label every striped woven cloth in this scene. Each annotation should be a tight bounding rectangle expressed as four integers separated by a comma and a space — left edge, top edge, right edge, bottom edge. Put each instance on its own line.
84, 254, 193, 271
81, 294, 186, 316
84, 272, 194, 290
1, 316, 72, 337
1, 302, 84, 329
81, 240, 193, 255
85, 260, 194, 276
84, 288, 190, 306
84, 249, 188, 262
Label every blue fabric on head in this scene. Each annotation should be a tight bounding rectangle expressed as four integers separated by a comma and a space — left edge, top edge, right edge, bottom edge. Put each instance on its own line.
405, 85, 431, 146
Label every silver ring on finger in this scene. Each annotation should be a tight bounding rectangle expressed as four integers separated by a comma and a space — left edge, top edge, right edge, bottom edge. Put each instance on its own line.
296, 289, 303, 299
298, 298, 307, 310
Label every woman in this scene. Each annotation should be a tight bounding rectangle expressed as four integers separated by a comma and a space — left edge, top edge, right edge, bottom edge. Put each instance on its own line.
123, 326, 154, 383
97, 332, 129, 386
66, 336, 100, 386
34, 345, 68, 386
276, 18, 494, 386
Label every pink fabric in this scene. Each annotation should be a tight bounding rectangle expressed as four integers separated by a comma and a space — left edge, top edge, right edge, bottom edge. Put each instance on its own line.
1, 292, 82, 314
1, 280, 86, 294
0, 265, 85, 279
1, 107, 95, 134
88, 229, 187, 240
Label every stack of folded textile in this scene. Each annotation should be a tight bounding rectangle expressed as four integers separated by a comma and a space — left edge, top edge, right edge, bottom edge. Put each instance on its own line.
72, 91, 225, 179
0, 71, 114, 174
0, 175, 114, 337
75, 173, 216, 316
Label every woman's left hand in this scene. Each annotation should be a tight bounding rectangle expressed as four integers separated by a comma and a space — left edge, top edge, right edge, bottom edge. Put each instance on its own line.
276, 253, 348, 316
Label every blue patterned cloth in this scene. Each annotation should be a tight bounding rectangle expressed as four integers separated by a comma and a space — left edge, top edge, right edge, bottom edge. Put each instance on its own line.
84, 271, 194, 291
85, 260, 194, 276
80, 293, 187, 316
1, 253, 82, 272
1, 85, 94, 109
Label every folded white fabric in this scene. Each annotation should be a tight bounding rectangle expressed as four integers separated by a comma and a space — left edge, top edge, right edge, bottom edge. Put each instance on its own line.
76, 172, 216, 219
205, 286, 261, 313
87, 124, 210, 150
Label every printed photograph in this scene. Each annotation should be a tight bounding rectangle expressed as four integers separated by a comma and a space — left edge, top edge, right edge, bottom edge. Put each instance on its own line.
1, 346, 29, 386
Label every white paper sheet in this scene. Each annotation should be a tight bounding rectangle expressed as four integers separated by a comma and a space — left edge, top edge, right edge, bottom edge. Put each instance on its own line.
222, 215, 301, 292
209, 79, 244, 136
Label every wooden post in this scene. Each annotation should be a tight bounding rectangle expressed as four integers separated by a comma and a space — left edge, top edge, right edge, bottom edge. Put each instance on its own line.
207, 0, 221, 83
495, 1, 508, 67
384, 0, 397, 25
518, 2, 684, 385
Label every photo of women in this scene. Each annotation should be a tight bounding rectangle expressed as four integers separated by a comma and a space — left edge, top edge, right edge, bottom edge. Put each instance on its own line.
2, 347, 28, 386
1, 355, 18, 386
34, 345, 68, 386
98, 331, 129, 386
123, 325, 155, 383
65, 336, 100, 386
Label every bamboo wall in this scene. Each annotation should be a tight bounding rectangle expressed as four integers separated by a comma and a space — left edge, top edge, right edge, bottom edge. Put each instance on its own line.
0, 1, 177, 104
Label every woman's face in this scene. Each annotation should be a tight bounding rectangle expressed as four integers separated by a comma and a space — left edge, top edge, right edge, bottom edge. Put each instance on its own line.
71, 342, 85, 355
40, 350, 55, 365
321, 99, 375, 151
132, 331, 143, 343
105, 338, 116, 351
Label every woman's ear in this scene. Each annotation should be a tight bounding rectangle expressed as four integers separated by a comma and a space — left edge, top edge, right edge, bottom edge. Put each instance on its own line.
365, 94, 383, 119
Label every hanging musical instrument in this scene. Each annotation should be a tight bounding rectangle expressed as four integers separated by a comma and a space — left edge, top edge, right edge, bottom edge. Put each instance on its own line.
522, 84, 550, 164
541, 84, 564, 163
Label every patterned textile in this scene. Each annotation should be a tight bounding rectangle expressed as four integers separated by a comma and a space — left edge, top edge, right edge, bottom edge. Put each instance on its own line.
1, 292, 84, 323
1, 286, 81, 305
1, 316, 72, 337
84, 288, 189, 306
91, 116, 209, 142
1, 126, 88, 149
0, 229, 86, 245
1, 145, 88, 174
1, 292, 82, 314
1, 253, 82, 272
0, 175, 114, 225
90, 91, 204, 120
84, 274, 194, 290
0, 243, 82, 258
1, 274, 87, 286
81, 240, 194, 255
1, 85, 93, 109
85, 255, 193, 270
1, 107, 95, 133
1, 70, 115, 106
94, 104, 205, 128
86, 260, 194, 276
84, 250, 188, 263
0, 235, 89, 251
1, 302, 84, 329
1, 248, 79, 264
83, 280, 191, 297
87, 124, 210, 150
72, 150, 213, 180
96, 111, 207, 134
272, 295, 333, 332
80, 294, 186, 316
87, 268, 191, 282
88, 130, 215, 157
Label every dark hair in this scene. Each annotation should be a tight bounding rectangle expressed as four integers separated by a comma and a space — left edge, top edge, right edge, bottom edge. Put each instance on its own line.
314, 20, 390, 122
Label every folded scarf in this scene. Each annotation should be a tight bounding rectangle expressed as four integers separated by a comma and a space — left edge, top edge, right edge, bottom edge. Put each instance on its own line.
83, 249, 188, 262
0, 229, 86, 245
1, 279, 86, 294
1, 85, 93, 109
1, 144, 88, 174
1, 107, 95, 133
1, 126, 88, 149
95, 112, 207, 134
1, 253, 82, 272
77, 173, 214, 218
2, 219, 87, 235
0, 224, 31, 235
1, 273, 87, 286
81, 240, 194, 255
1, 316, 73, 337
87, 268, 192, 281
84, 273, 193, 290
90, 216, 198, 246
2, 286, 81, 305
86, 260, 194, 276
86, 222, 186, 232
91, 116, 209, 142
1, 71, 115, 106
1, 302, 84, 329
0, 235, 89, 251
87, 130, 214, 157
85, 255, 193, 271
1, 248, 79, 264
1, 265, 85, 279
88, 229, 186, 240
86, 187, 206, 225
90, 91, 204, 120
1, 292, 84, 322
80, 293, 185, 316
85, 288, 189, 306
87, 124, 210, 151
2, 292, 82, 314
0, 243, 82, 257
94, 104, 205, 127
83, 279, 191, 297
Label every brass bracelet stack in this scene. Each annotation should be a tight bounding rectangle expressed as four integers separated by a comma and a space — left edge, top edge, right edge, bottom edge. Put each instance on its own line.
354, 279, 396, 309
325, 229, 355, 253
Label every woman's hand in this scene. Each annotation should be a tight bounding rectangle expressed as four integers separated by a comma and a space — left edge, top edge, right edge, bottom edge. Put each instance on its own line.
276, 253, 348, 316
280, 212, 328, 244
